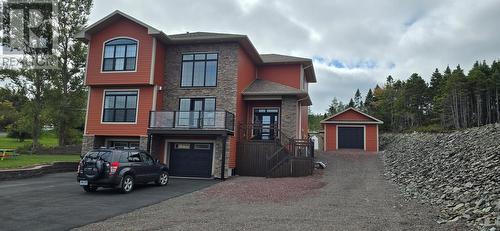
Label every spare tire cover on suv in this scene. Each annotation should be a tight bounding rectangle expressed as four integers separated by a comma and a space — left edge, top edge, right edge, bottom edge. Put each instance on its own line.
83, 151, 111, 180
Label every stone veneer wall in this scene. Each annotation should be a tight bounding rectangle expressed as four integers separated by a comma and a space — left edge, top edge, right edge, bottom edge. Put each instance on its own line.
139, 136, 148, 151
212, 136, 231, 178
162, 43, 238, 114
281, 96, 298, 138
81, 135, 95, 155
162, 43, 238, 177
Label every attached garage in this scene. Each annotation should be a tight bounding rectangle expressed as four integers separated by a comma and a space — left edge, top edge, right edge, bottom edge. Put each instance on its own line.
169, 143, 213, 178
321, 107, 383, 152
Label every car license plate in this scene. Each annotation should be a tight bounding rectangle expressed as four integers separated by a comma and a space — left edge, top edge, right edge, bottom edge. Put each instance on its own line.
79, 180, 88, 186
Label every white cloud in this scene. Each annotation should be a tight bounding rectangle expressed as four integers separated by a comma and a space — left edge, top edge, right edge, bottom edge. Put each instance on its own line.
88, 0, 500, 113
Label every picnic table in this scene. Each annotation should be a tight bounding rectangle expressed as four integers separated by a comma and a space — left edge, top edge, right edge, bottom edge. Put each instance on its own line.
0, 149, 19, 160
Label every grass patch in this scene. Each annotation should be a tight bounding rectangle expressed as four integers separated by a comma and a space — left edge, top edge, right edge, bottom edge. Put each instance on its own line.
0, 154, 80, 169
0, 132, 58, 149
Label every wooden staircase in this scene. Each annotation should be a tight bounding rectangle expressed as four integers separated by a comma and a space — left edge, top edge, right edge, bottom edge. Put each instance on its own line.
265, 130, 314, 177
237, 124, 314, 178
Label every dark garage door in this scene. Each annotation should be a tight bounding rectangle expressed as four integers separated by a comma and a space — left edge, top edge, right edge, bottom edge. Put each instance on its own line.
170, 143, 213, 178
338, 127, 364, 149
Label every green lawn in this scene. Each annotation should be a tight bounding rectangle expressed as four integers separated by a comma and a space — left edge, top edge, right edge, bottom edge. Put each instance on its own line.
0, 154, 80, 169
0, 132, 58, 149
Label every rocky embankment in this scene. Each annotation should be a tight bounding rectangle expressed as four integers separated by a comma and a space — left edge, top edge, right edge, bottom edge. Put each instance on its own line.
380, 124, 500, 231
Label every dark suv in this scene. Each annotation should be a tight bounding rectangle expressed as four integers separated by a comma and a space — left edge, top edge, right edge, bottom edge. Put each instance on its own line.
77, 149, 169, 193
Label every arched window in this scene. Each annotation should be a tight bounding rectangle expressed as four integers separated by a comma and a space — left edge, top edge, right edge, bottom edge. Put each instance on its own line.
102, 38, 137, 71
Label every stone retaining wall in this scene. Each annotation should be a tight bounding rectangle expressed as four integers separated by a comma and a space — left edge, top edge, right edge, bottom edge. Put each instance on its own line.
0, 162, 79, 181
380, 124, 500, 230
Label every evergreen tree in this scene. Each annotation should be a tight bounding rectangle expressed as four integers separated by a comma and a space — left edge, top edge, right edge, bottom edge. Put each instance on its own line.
353, 89, 363, 109
429, 68, 444, 124
402, 73, 429, 127
348, 98, 355, 108
429, 68, 443, 99
364, 88, 374, 113
327, 97, 345, 115
343, 60, 500, 132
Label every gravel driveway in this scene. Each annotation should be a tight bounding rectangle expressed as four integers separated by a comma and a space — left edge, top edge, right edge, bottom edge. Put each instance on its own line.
75, 150, 466, 231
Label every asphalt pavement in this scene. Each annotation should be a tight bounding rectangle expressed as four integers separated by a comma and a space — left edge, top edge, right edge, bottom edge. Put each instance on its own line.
0, 172, 216, 231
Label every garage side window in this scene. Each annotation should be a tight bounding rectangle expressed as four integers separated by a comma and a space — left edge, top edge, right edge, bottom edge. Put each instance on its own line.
102, 91, 138, 122
102, 38, 137, 71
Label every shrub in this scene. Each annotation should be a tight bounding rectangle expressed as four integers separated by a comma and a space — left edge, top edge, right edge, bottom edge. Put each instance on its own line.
405, 124, 451, 133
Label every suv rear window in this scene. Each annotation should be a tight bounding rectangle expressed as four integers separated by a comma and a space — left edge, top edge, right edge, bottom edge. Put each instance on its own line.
84, 151, 113, 162
118, 151, 142, 163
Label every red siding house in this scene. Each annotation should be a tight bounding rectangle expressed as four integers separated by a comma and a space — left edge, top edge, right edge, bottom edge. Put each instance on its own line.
77, 11, 317, 179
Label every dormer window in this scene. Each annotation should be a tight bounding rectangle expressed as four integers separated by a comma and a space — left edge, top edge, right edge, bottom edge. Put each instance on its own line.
102, 38, 137, 71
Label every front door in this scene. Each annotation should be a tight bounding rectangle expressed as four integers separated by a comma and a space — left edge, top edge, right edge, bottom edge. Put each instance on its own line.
253, 108, 279, 140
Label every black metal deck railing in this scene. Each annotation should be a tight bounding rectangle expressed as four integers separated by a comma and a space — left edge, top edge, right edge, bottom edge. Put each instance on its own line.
149, 111, 235, 132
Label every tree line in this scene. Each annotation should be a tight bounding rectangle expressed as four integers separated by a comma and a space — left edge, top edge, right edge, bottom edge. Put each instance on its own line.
310, 59, 500, 132
0, 0, 93, 152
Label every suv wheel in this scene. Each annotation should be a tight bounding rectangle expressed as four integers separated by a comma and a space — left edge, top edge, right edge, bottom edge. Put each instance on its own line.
120, 175, 134, 193
83, 185, 98, 192
156, 171, 169, 186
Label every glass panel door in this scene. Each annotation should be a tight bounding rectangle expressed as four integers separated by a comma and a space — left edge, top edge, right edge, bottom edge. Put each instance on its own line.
253, 108, 279, 140
178, 99, 191, 126
203, 98, 215, 126
190, 99, 203, 128
178, 98, 216, 128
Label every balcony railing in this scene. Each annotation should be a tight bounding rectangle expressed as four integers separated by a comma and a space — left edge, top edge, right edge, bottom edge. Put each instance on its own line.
149, 111, 235, 132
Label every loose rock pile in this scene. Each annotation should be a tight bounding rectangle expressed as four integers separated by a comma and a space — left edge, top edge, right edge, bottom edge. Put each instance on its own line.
380, 124, 500, 231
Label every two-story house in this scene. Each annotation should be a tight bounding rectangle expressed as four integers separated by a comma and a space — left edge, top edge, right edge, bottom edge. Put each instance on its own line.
77, 11, 316, 179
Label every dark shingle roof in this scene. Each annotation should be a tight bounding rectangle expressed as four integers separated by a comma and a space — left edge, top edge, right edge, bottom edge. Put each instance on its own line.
243, 80, 312, 105
242, 79, 307, 96
168, 32, 262, 63
260, 54, 312, 64
169, 32, 246, 40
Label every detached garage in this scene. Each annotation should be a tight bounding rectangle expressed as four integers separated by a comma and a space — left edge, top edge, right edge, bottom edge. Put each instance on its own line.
321, 107, 383, 152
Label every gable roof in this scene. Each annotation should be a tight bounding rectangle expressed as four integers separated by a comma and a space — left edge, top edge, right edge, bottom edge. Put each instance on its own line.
260, 54, 317, 83
75, 10, 171, 44
320, 107, 383, 124
242, 79, 311, 105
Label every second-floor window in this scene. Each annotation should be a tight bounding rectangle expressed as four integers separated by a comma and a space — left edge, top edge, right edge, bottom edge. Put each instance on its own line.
103, 38, 137, 72
181, 53, 218, 87
102, 91, 138, 122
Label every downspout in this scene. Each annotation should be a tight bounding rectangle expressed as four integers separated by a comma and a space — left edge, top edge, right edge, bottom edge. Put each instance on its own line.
220, 135, 227, 181
297, 96, 309, 138
147, 133, 152, 153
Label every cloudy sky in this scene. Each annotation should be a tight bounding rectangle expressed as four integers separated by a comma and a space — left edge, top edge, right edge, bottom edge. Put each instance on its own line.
89, 0, 500, 113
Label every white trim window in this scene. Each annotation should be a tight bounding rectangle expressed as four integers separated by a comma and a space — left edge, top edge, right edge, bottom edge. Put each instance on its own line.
102, 91, 138, 122
102, 38, 138, 71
